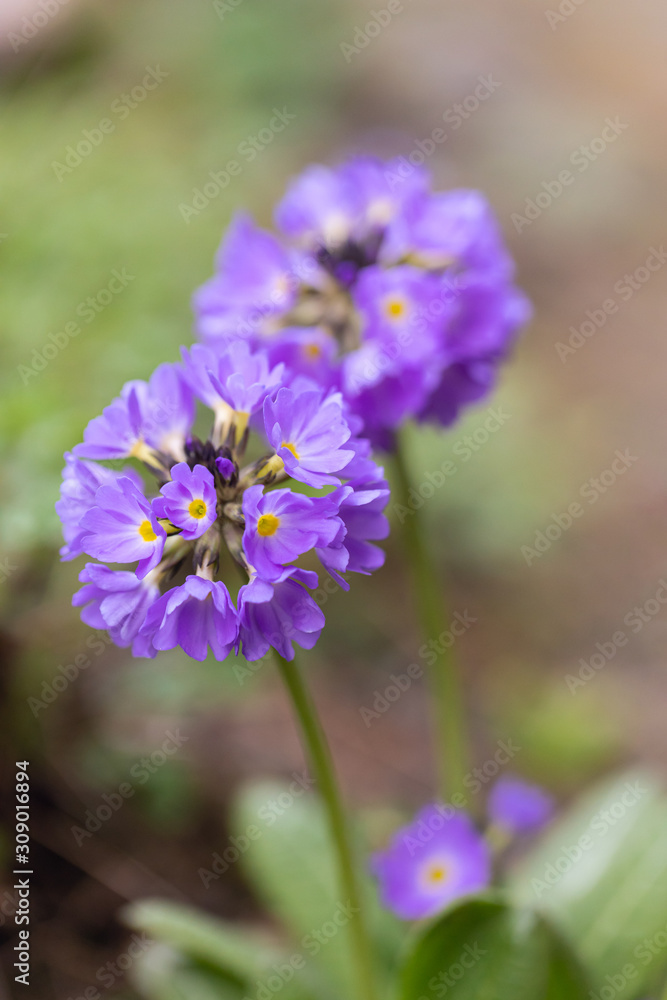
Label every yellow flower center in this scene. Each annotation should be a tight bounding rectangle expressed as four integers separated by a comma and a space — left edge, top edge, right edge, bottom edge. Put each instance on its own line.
138, 519, 157, 542
281, 441, 300, 460
384, 297, 407, 320
304, 343, 321, 360
188, 498, 208, 520
424, 862, 449, 886
257, 513, 280, 536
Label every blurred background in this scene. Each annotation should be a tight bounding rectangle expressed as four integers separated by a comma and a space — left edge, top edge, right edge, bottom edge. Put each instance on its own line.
1, 0, 666, 996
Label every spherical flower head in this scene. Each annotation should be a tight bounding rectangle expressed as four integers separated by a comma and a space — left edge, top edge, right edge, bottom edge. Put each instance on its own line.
153, 463, 217, 540
487, 776, 555, 835
194, 156, 530, 444
263, 387, 354, 488
80, 477, 166, 579
237, 569, 325, 662
372, 805, 491, 920
140, 576, 238, 662
60, 339, 389, 662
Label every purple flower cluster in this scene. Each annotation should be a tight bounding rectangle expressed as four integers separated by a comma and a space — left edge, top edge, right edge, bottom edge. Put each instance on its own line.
372, 776, 553, 920
58, 343, 389, 662
194, 156, 530, 447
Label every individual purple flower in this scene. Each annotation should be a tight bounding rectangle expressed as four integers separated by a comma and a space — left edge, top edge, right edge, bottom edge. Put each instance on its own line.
194, 213, 301, 342
153, 463, 217, 540
80, 477, 165, 578
236, 569, 325, 661
181, 341, 284, 429
74, 363, 194, 463
275, 156, 428, 250
242, 485, 341, 583
73, 563, 160, 654
265, 327, 339, 394
372, 805, 491, 920
317, 474, 390, 588
487, 776, 555, 835
352, 265, 446, 363
56, 453, 143, 561
139, 575, 238, 661
263, 387, 354, 488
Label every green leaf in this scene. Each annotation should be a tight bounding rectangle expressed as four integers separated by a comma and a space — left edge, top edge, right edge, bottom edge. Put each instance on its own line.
398, 896, 591, 1000
122, 898, 278, 986
129, 943, 245, 1000
232, 781, 404, 999
509, 770, 667, 1000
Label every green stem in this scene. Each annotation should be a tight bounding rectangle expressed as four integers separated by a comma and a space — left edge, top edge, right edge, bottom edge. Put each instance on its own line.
392, 429, 469, 802
275, 652, 379, 1000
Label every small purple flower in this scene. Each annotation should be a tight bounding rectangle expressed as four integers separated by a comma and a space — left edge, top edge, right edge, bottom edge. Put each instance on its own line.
317, 474, 390, 588
263, 387, 354, 488
56, 453, 143, 561
275, 156, 427, 250
372, 804, 491, 920
237, 569, 325, 661
182, 341, 284, 422
140, 575, 238, 661
194, 213, 300, 342
487, 776, 555, 835
265, 328, 339, 394
73, 563, 160, 654
74, 363, 194, 463
242, 485, 341, 583
80, 477, 165, 579
153, 463, 217, 540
